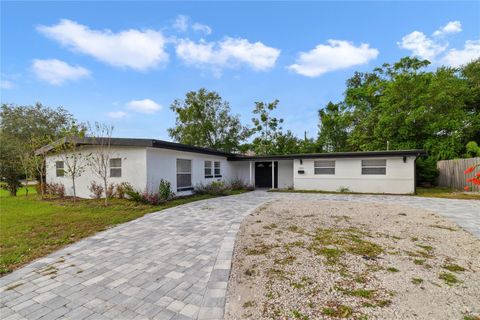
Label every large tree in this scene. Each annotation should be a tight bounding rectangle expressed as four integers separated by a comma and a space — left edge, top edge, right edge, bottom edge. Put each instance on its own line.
250, 99, 284, 155
317, 102, 350, 152
168, 88, 250, 152
319, 57, 480, 160
0, 103, 77, 195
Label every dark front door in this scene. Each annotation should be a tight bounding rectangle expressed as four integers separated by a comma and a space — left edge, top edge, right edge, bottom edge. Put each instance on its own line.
255, 161, 278, 188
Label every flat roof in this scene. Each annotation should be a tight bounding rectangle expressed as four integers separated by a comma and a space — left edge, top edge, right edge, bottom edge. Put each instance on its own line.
36, 137, 426, 159
36, 137, 236, 157
227, 149, 427, 161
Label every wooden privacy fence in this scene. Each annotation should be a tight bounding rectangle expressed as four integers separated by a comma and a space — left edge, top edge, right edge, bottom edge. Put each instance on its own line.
437, 157, 480, 191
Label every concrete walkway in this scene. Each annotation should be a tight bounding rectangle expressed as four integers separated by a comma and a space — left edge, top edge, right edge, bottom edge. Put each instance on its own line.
1, 191, 478, 320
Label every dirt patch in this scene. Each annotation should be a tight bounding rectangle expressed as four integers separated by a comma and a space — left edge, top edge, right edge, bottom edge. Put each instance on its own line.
225, 200, 480, 320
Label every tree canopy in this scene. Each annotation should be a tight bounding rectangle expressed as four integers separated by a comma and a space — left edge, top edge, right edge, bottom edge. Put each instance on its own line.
168, 88, 250, 152
0, 103, 77, 195
317, 57, 480, 161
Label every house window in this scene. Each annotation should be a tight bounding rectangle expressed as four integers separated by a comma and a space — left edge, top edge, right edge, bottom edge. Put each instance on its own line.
314, 160, 335, 175
110, 158, 122, 177
204, 161, 213, 178
362, 159, 386, 175
177, 159, 192, 191
214, 161, 221, 177
56, 161, 64, 177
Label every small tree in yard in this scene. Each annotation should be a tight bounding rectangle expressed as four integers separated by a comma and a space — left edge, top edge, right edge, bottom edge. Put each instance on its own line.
19, 149, 33, 196
0, 135, 22, 196
31, 136, 49, 199
53, 123, 88, 202
88, 122, 114, 206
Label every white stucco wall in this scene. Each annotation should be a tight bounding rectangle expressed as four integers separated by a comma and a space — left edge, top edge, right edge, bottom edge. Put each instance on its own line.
46, 146, 147, 198
277, 160, 294, 189
146, 148, 249, 196
229, 161, 252, 186
293, 156, 416, 194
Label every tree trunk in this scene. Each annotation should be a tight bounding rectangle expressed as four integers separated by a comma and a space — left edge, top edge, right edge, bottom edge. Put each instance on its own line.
72, 176, 76, 202
39, 174, 45, 199
103, 177, 108, 206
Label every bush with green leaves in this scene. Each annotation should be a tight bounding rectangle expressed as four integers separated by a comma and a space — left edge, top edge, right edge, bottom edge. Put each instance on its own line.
416, 157, 439, 186
125, 189, 143, 203
159, 179, 174, 201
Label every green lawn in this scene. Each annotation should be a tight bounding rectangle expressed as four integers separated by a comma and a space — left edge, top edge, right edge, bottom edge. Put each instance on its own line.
415, 187, 480, 200
0, 187, 246, 275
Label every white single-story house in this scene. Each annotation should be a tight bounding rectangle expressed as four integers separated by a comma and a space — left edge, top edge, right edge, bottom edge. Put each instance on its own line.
39, 138, 426, 198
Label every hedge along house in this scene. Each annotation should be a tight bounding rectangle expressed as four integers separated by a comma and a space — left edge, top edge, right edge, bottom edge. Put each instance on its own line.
38, 138, 426, 198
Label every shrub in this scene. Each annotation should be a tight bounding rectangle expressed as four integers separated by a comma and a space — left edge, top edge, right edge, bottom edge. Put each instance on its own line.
416, 157, 439, 187
88, 181, 104, 199
116, 182, 133, 199
35, 183, 46, 195
158, 179, 174, 201
141, 191, 164, 205
126, 189, 143, 203
228, 177, 248, 190
195, 181, 228, 196
44, 182, 65, 197
337, 186, 350, 193
106, 183, 116, 198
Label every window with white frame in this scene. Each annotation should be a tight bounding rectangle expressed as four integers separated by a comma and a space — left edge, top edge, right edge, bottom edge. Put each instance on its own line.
361, 159, 386, 175
214, 161, 221, 177
204, 161, 213, 178
56, 161, 64, 177
110, 158, 122, 177
314, 160, 335, 175
177, 159, 192, 190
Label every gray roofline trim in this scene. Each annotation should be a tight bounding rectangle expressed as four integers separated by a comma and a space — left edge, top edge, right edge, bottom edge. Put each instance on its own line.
227, 150, 427, 161
36, 137, 426, 160
35, 137, 237, 157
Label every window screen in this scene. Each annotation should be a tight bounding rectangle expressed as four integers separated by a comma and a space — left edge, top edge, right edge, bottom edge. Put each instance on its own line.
361, 159, 386, 175
214, 161, 221, 177
177, 159, 192, 190
56, 161, 64, 177
314, 160, 335, 175
204, 161, 212, 178
110, 158, 122, 177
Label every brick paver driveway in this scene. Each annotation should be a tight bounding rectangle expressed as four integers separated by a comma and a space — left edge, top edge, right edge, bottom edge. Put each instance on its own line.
1, 191, 478, 320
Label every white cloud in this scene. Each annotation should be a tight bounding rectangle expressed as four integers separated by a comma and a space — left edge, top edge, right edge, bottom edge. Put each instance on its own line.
176, 37, 280, 74
32, 59, 90, 85
1, 80, 14, 89
192, 23, 212, 35
398, 31, 447, 61
287, 40, 379, 77
107, 111, 127, 119
173, 15, 189, 32
173, 15, 213, 35
37, 19, 168, 71
443, 40, 480, 67
433, 21, 462, 37
126, 99, 162, 114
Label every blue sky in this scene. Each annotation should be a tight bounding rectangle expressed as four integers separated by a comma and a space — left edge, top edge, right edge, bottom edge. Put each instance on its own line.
1, 1, 479, 140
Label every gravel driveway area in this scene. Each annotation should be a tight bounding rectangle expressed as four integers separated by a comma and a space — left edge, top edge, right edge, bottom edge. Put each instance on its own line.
1, 191, 478, 320
226, 200, 480, 320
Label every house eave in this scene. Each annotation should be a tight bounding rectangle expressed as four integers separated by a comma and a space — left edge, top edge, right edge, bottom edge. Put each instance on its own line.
227, 150, 427, 161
